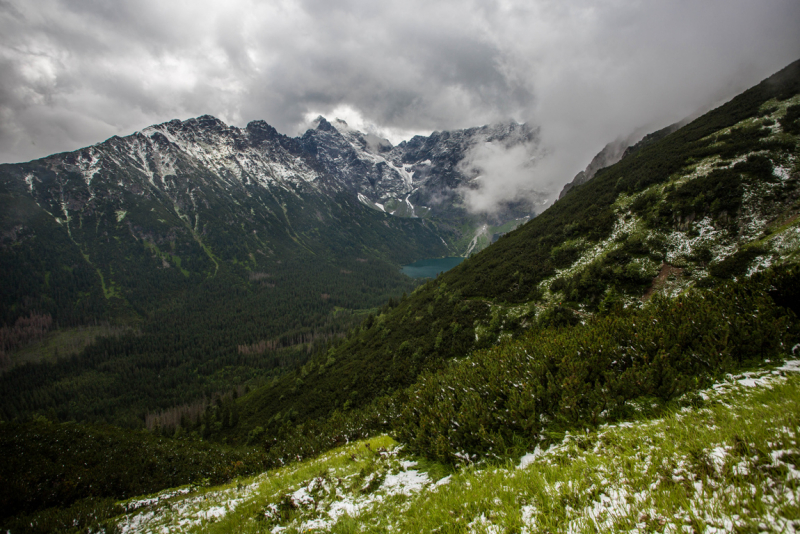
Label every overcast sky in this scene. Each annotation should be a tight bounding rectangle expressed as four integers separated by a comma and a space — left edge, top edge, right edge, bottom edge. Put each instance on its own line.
2, 0, 799, 194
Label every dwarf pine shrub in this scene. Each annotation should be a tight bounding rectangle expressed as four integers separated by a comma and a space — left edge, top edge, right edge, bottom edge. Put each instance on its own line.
396, 271, 797, 464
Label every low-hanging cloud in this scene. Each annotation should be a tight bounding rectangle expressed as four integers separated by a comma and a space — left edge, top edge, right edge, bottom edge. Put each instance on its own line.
1, 0, 799, 206
457, 140, 550, 214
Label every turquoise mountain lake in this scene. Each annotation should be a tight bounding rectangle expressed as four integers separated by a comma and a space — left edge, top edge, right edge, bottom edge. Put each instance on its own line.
401, 257, 465, 279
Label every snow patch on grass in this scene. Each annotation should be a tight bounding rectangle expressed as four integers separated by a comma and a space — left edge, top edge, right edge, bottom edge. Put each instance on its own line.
113, 357, 800, 534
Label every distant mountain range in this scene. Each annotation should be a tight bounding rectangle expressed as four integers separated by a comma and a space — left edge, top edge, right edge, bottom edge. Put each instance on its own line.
0, 113, 544, 326
2, 99, 692, 333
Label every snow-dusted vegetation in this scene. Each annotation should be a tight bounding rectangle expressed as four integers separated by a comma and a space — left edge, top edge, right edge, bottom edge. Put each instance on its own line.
112, 360, 800, 533
541, 94, 800, 311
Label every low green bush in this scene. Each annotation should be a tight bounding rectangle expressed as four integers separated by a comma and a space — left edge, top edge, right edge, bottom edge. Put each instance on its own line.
395, 270, 798, 464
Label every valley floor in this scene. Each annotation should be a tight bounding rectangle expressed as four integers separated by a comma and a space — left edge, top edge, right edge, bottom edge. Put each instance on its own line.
115, 360, 800, 534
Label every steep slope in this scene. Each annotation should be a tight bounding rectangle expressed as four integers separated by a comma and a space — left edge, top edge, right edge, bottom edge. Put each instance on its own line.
230, 58, 800, 443
558, 137, 634, 200
101, 366, 800, 534
558, 120, 686, 200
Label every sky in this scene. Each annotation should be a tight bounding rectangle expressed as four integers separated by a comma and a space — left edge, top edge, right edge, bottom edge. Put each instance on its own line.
1, 0, 799, 203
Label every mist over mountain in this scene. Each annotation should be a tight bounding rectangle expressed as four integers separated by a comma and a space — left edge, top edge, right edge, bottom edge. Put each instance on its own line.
558, 120, 689, 200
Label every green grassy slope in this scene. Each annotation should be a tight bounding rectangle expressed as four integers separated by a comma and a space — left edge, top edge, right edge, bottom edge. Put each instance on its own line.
34, 361, 798, 534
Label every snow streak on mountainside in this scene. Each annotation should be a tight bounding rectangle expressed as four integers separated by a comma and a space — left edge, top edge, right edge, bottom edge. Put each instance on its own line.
83, 116, 319, 191
13, 112, 542, 226
4, 113, 545, 265
300, 115, 543, 223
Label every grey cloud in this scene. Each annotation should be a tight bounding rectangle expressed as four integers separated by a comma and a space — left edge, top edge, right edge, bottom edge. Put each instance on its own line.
457, 140, 551, 214
0, 0, 798, 218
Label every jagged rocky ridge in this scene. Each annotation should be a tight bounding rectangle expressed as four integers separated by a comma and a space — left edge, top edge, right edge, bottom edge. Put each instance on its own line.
300, 115, 541, 219
0, 113, 543, 325
77, 112, 539, 222
6, 112, 542, 254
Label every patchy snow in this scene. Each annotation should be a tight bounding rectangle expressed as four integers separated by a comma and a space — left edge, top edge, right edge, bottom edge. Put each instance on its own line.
510, 360, 800, 534
432, 475, 452, 489
24, 173, 34, 193
467, 513, 501, 534
708, 446, 728, 473
663, 216, 736, 266
123, 487, 193, 513
404, 194, 417, 217
382, 469, 431, 496
778, 358, 800, 372
114, 359, 800, 533
117, 476, 265, 533
520, 504, 537, 531
518, 444, 551, 469
774, 165, 792, 182
770, 224, 800, 260
138, 121, 320, 190
76, 148, 103, 186
552, 116, 798, 305
540, 212, 641, 296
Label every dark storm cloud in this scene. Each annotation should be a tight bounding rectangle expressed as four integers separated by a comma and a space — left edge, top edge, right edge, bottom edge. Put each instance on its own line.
1, 0, 799, 208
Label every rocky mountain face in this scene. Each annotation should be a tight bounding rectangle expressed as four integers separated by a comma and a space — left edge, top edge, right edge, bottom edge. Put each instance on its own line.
558, 137, 633, 199
0, 113, 543, 328
300, 117, 412, 205
301, 116, 542, 227
8, 112, 541, 250
387, 120, 540, 219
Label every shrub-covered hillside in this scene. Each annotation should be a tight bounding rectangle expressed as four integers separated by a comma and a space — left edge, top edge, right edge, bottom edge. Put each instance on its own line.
66, 360, 800, 533
227, 58, 800, 444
